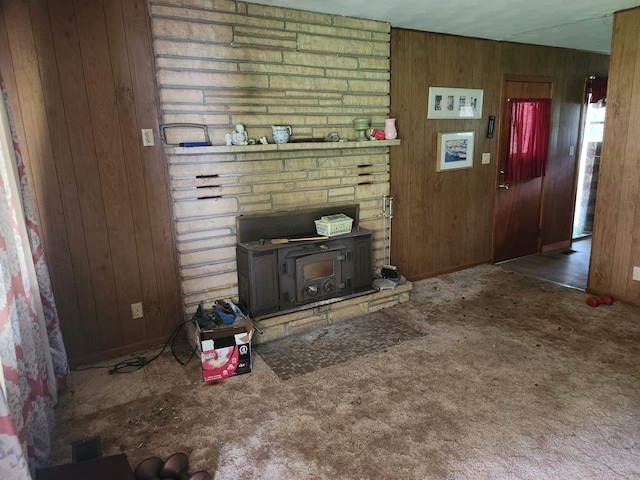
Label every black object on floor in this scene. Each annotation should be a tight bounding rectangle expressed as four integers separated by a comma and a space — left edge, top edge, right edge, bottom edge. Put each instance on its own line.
71, 436, 102, 462
36, 453, 135, 480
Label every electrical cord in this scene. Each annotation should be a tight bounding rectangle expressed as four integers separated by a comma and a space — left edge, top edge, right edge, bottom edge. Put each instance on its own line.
71, 320, 198, 374
169, 320, 198, 366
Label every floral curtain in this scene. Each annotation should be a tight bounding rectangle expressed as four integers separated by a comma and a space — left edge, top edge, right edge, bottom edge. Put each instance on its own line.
0, 75, 69, 478
506, 98, 552, 182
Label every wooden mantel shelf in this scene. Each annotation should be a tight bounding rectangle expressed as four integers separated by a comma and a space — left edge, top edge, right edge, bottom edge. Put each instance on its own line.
165, 139, 401, 154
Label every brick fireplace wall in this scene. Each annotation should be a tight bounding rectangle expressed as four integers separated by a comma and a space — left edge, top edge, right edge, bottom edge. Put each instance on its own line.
148, 0, 405, 325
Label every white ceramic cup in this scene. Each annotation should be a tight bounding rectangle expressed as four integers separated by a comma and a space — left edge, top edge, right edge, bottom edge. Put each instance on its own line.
272, 125, 292, 144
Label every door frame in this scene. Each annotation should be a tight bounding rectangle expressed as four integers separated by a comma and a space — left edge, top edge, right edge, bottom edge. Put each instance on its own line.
492, 74, 556, 263
569, 79, 599, 242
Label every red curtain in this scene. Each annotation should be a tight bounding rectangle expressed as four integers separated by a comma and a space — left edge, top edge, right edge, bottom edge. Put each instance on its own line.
590, 76, 608, 104
506, 99, 552, 182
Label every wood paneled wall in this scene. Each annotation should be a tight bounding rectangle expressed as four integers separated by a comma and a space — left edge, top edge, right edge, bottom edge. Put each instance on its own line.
389, 31, 500, 278
390, 29, 609, 280
0, 0, 182, 364
589, 7, 640, 306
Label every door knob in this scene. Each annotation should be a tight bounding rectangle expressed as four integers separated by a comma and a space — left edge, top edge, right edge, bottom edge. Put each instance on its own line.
499, 183, 510, 190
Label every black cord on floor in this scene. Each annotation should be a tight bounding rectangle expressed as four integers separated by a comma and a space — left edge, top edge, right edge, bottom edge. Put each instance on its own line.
170, 320, 198, 366
71, 320, 198, 374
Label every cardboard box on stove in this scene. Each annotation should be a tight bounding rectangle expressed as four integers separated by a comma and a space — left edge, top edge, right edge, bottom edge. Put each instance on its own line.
194, 316, 254, 382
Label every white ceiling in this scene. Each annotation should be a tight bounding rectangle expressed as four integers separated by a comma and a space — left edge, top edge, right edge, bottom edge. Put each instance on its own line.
247, 0, 640, 54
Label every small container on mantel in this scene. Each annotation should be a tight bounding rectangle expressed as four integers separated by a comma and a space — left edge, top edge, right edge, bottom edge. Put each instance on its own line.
272, 125, 292, 144
353, 118, 370, 142
384, 118, 398, 140
369, 129, 385, 140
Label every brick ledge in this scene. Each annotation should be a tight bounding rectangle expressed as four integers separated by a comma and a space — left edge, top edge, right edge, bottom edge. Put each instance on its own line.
166, 139, 401, 154
252, 281, 413, 344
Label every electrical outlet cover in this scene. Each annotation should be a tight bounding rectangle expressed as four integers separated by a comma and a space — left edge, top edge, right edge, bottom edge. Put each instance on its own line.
141, 129, 154, 147
131, 302, 144, 319
633, 266, 640, 281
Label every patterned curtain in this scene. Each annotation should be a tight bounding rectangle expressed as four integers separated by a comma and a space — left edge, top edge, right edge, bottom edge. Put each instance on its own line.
506, 99, 552, 182
0, 75, 69, 478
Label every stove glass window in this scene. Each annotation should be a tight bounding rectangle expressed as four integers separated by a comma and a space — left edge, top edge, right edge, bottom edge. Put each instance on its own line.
303, 259, 333, 280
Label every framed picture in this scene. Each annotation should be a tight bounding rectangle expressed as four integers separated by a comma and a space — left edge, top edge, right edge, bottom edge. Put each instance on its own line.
436, 131, 474, 171
428, 87, 484, 119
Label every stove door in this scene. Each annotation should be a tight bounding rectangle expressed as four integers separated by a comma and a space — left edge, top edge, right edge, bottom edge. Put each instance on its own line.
295, 250, 344, 303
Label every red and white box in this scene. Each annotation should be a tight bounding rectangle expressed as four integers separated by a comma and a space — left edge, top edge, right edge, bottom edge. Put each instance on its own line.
194, 317, 254, 382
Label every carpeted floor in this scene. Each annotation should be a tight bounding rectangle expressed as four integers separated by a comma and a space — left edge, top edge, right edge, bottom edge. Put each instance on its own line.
50, 265, 640, 479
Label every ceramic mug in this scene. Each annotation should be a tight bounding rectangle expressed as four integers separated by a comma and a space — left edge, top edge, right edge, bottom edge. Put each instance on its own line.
272, 125, 292, 144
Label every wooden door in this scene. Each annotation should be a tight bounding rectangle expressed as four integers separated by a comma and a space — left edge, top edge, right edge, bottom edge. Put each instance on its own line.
493, 78, 553, 262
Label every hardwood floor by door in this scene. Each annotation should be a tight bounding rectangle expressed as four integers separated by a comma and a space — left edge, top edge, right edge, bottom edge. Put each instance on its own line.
496, 237, 591, 290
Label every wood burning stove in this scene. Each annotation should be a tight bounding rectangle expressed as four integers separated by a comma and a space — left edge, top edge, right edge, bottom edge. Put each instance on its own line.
235, 206, 374, 320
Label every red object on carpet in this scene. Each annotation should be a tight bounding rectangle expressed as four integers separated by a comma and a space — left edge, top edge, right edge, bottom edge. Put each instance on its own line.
36, 454, 135, 480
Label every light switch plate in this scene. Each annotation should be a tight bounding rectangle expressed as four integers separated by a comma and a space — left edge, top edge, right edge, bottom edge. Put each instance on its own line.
482, 153, 490, 164
633, 266, 640, 281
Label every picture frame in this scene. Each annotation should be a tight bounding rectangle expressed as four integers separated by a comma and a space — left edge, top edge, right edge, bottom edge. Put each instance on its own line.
436, 131, 474, 171
428, 87, 484, 119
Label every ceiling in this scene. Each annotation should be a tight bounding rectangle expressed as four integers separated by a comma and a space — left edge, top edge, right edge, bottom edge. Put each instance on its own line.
247, 0, 640, 54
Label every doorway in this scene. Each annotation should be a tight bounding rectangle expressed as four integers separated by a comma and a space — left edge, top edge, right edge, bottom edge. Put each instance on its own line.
496, 77, 605, 291
493, 77, 554, 263
573, 90, 606, 239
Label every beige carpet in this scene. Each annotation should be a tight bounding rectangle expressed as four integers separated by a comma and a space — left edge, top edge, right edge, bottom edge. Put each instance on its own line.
51, 265, 640, 479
